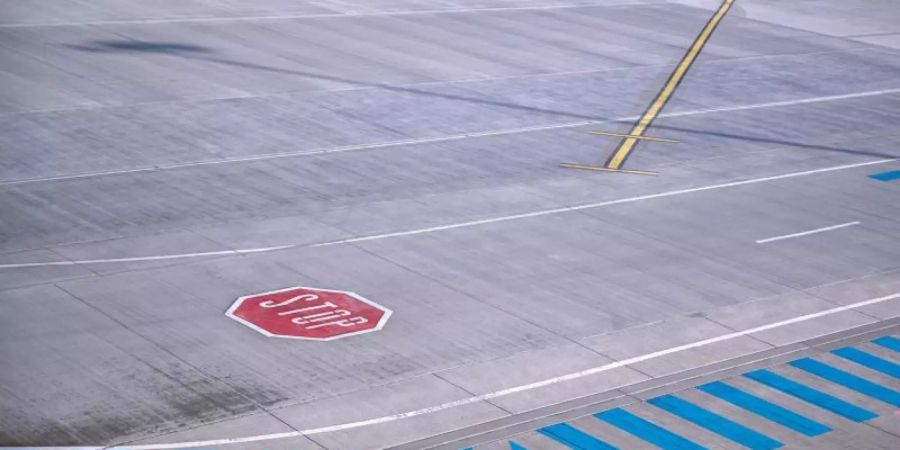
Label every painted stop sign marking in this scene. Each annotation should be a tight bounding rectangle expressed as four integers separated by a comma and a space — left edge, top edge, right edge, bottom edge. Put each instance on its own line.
226, 286, 391, 341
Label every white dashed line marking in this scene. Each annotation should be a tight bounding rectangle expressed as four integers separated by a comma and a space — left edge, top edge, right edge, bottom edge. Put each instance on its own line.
756, 221, 861, 244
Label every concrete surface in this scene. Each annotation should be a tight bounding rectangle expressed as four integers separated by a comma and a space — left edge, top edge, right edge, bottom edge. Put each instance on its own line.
445, 330, 900, 450
0, 0, 898, 448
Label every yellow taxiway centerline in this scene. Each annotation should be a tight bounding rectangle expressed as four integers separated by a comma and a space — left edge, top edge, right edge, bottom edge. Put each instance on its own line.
605, 0, 735, 170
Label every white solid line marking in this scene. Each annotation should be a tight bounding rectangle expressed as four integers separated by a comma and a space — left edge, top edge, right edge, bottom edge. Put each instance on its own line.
0, 123, 588, 186
661, 88, 900, 119
109, 292, 900, 449
0, 245, 296, 269
4, 87, 899, 186
0, 159, 894, 270
756, 221, 862, 244
311, 160, 892, 248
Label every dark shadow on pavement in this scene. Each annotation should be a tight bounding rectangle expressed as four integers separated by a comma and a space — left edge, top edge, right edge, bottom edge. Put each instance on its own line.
64, 40, 214, 54
65, 40, 899, 161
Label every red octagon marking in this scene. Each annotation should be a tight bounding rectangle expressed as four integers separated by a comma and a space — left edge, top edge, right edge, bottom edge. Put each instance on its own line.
226, 286, 391, 341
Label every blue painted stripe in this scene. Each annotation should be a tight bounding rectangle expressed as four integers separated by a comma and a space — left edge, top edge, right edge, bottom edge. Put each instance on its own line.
789, 358, 900, 407
538, 423, 618, 450
698, 381, 830, 437
833, 347, 900, 378
648, 395, 782, 449
868, 170, 900, 181
744, 369, 877, 422
872, 336, 900, 352
509, 441, 528, 450
594, 408, 706, 450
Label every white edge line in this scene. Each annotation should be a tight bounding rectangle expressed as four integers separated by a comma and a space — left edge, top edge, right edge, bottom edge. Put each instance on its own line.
3, 87, 900, 186
0, 245, 296, 269
0, 123, 583, 186
1, 158, 895, 270
111, 291, 900, 449
756, 221, 861, 244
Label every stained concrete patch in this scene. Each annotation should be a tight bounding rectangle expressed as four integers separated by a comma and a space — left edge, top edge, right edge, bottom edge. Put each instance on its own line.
0, 283, 266, 446
119, 412, 323, 450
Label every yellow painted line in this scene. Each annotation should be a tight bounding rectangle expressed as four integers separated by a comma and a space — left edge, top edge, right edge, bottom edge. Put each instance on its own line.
559, 162, 658, 176
605, 0, 735, 170
589, 130, 680, 143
